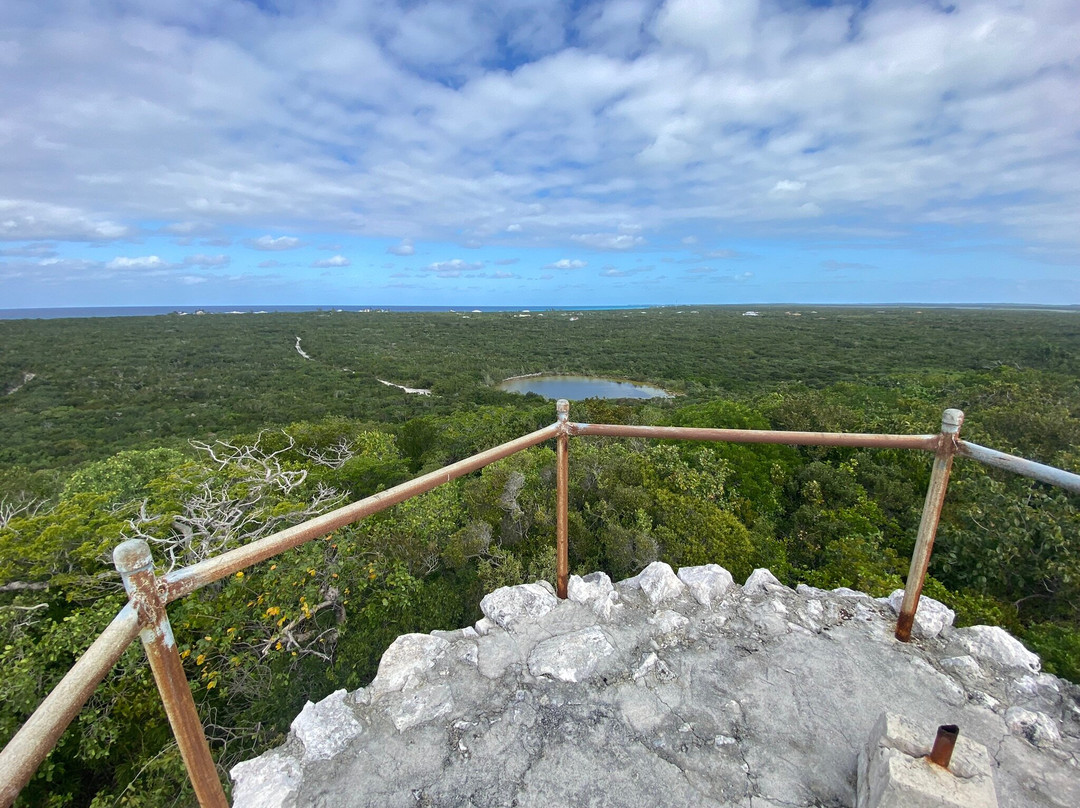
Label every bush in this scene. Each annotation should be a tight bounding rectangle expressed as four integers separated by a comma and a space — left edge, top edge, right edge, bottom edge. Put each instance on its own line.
1023, 622, 1080, 683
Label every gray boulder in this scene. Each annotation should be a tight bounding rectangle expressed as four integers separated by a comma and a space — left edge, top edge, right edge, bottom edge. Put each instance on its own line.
951, 625, 1041, 673
677, 564, 734, 607
480, 582, 558, 629
886, 589, 955, 639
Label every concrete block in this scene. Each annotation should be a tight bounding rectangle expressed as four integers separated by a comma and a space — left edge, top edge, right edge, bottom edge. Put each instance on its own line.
857, 712, 997, 808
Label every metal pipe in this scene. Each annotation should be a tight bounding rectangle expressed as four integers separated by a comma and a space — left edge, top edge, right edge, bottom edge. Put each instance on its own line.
896, 409, 964, 642
0, 605, 141, 808
929, 724, 959, 769
114, 541, 227, 808
957, 440, 1080, 494
571, 422, 938, 451
556, 399, 570, 599
163, 422, 562, 601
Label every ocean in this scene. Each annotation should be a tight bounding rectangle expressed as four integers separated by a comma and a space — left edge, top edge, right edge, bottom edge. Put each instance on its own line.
0, 305, 641, 320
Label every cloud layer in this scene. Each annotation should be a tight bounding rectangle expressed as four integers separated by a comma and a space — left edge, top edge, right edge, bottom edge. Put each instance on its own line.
1, 1, 1078, 305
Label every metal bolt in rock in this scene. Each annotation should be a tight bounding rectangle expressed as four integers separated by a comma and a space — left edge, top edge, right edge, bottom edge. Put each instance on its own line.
929, 724, 959, 770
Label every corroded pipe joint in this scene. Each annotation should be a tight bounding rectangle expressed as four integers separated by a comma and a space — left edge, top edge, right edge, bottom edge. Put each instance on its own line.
941, 408, 964, 435
112, 539, 164, 629
556, 398, 570, 423
929, 724, 959, 769
113, 539, 153, 575
113, 539, 155, 600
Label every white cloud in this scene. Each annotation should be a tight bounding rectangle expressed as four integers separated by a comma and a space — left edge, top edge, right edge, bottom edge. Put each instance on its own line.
0, 243, 56, 258
388, 238, 415, 256
163, 221, 213, 236
247, 235, 301, 251
312, 255, 350, 268
424, 258, 484, 277
546, 258, 587, 269
772, 180, 806, 194
106, 255, 169, 270
574, 0, 654, 58
571, 233, 646, 250
183, 253, 230, 267
701, 249, 739, 260
601, 264, 653, 277
822, 259, 876, 272
0, 200, 131, 242
1, 0, 1079, 304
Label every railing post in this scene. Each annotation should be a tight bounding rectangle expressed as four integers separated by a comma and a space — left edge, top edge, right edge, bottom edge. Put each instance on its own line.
895, 409, 964, 642
556, 399, 570, 599
113, 540, 228, 807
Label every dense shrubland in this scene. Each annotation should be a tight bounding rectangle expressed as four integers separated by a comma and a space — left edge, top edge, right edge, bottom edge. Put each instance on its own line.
1, 308, 1078, 806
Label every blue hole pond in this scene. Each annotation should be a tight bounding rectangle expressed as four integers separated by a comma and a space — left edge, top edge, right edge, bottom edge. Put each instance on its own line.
497, 374, 671, 400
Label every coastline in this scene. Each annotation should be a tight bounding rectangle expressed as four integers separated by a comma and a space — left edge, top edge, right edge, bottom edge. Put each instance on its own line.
4, 303, 1077, 321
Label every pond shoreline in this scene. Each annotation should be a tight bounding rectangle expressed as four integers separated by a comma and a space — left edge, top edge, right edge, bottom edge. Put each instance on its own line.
497, 373, 672, 400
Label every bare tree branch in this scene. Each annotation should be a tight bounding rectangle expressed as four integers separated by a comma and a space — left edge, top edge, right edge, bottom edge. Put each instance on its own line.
122, 433, 345, 571
258, 587, 345, 660
0, 495, 44, 529
0, 581, 48, 593
297, 437, 361, 469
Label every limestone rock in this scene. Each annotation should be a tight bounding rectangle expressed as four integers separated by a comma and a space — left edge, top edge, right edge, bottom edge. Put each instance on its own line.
527, 626, 615, 682
291, 689, 363, 761
743, 567, 786, 594
631, 651, 659, 681
368, 633, 449, 696
480, 582, 558, 629
623, 561, 686, 604
951, 625, 1041, 673
677, 564, 734, 607
647, 608, 689, 647
567, 571, 617, 618
473, 616, 496, 636
231, 749, 301, 808
939, 655, 984, 685
886, 590, 955, 639
831, 586, 873, 599
386, 683, 455, 732
475, 630, 524, 680
857, 712, 998, 808
1005, 707, 1062, 748
231, 569, 1078, 808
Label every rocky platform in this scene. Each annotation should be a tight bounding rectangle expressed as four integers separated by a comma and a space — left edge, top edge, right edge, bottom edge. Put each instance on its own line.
232, 564, 1080, 807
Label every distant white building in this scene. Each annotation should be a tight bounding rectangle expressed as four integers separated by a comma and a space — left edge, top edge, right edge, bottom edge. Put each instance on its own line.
742, 311, 760, 317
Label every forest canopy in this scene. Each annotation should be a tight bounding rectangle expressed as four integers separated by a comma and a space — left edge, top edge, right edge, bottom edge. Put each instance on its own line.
1, 306, 1078, 806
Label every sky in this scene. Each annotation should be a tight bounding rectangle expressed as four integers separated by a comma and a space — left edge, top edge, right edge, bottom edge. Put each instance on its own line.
1, 0, 1078, 309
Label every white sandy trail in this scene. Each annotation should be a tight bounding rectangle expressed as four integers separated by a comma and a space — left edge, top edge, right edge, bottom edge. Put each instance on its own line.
5, 372, 35, 395
377, 379, 432, 395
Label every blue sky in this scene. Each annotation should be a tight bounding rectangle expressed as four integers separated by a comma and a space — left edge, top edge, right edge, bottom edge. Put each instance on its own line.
1, 0, 1078, 308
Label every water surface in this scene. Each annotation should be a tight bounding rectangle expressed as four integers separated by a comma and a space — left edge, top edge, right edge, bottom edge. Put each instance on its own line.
497, 374, 670, 400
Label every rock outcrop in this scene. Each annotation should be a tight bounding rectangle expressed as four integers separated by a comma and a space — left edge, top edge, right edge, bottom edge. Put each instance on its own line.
232, 563, 1080, 807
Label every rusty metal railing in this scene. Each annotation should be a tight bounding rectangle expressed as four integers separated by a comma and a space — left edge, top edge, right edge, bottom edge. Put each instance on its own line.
2, 402, 1079, 806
